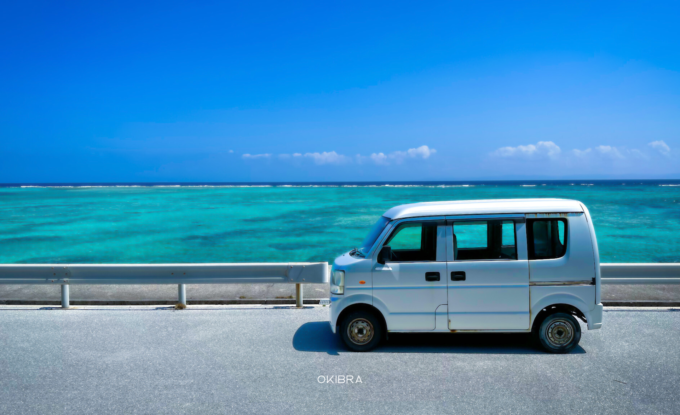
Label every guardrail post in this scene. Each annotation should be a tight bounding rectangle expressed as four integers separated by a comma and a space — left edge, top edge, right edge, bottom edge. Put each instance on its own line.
178, 284, 187, 306
61, 284, 70, 309
296, 283, 303, 307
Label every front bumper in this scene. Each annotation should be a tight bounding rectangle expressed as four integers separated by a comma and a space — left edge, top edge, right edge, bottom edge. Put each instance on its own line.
329, 296, 340, 334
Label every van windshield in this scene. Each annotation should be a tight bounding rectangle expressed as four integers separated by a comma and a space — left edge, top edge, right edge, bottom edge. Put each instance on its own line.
357, 216, 390, 256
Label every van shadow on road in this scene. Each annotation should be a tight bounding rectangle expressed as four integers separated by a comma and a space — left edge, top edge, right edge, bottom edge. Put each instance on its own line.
292, 322, 585, 355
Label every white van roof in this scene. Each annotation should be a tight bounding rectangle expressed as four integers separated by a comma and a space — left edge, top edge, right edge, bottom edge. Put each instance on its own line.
383, 198, 584, 220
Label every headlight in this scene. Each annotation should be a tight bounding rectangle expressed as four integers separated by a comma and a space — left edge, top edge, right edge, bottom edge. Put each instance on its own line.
330, 270, 345, 295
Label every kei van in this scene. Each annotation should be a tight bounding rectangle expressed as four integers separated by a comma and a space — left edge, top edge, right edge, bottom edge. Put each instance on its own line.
329, 199, 603, 353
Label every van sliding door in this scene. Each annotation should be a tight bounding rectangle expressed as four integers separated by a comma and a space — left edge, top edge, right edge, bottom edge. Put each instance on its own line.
446, 217, 530, 330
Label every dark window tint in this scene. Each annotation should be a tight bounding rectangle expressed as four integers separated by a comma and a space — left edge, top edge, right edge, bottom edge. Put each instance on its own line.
453, 220, 517, 260
383, 222, 438, 262
528, 219, 568, 260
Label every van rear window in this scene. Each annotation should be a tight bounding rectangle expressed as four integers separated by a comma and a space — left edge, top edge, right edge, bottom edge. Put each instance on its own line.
527, 219, 568, 260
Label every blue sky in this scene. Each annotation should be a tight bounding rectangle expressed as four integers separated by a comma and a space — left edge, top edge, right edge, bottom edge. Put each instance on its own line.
1, 1, 679, 182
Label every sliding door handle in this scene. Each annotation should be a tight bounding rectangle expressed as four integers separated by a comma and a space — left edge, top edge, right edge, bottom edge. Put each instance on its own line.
425, 272, 440, 281
451, 271, 466, 281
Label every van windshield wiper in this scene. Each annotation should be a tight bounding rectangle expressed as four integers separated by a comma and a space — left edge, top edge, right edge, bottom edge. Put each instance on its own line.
350, 248, 365, 258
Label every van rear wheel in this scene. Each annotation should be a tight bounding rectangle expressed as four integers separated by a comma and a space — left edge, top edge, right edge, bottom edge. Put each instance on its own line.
340, 310, 383, 352
535, 312, 581, 354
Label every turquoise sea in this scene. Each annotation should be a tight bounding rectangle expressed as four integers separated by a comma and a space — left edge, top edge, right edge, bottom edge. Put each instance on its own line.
1, 181, 679, 264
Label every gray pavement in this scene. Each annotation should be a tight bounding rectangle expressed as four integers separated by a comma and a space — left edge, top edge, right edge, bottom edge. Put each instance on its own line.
1, 283, 680, 304
0, 305, 679, 414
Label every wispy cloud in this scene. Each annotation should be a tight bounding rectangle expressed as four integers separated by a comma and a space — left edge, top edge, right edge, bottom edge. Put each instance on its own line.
572, 146, 625, 160
369, 152, 389, 165
242, 153, 271, 159
492, 141, 561, 159
303, 151, 350, 165
493, 140, 676, 164
628, 148, 650, 160
594, 145, 625, 160
366, 145, 437, 166
649, 140, 671, 156
572, 148, 592, 158
242, 145, 436, 166
572, 143, 671, 161
278, 153, 304, 160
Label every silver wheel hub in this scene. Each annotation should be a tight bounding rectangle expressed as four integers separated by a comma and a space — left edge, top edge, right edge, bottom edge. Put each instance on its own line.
546, 319, 574, 347
347, 318, 374, 345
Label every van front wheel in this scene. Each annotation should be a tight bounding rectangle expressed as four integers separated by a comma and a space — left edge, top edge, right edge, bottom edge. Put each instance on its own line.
536, 312, 581, 354
340, 311, 383, 352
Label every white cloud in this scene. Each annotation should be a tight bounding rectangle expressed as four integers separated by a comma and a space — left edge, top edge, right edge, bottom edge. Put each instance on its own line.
572, 148, 592, 158
382, 151, 409, 164
369, 145, 437, 165
408, 145, 437, 159
573, 145, 626, 160
649, 140, 671, 156
303, 151, 349, 165
241, 145, 436, 167
573, 145, 660, 161
370, 152, 389, 165
242, 153, 271, 159
228, 149, 234, 153
492, 141, 561, 159
595, 145, 625, 159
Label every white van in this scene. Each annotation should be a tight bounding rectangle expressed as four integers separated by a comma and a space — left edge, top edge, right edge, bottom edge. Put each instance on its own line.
329, 199, 603, 353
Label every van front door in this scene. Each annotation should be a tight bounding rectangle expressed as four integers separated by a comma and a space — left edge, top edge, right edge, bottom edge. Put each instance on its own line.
372, 220, 448, 331
446, 218, 530, 330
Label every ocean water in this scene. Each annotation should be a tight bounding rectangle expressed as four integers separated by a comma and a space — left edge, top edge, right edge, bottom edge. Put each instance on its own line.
1, 181, 679, 264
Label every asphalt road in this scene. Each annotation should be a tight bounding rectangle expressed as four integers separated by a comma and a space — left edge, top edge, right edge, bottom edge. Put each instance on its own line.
0, 306, 679, 415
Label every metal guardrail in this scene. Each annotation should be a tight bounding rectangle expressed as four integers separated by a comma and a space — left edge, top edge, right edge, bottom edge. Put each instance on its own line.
600, 263, 680, 285
0, 262, 677, 308
0, 263, 329, 308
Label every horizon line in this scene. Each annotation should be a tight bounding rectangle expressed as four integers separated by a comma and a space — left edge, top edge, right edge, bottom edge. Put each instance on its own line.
2, 178, 680, 187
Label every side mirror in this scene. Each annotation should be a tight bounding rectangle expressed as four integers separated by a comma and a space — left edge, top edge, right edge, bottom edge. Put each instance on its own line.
377, 246, 392, 265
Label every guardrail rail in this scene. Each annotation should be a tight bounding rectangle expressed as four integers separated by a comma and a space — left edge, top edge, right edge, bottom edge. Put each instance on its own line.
0, 262, 678, 308
0, 263, 329, 308
600, 263, 680, 285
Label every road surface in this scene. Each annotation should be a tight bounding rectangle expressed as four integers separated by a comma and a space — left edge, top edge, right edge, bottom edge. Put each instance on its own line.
0, 305, 679, 414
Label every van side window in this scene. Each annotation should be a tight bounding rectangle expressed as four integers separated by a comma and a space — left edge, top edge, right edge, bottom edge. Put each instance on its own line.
383, 222, 438, 262
527, 219, 568, 260
455, 221, 487, 249
452, 220, 517, 260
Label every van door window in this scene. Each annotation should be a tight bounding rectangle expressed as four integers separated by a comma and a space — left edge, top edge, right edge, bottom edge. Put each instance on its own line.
383, 221, 437, 262
452, 220, 517, 260
527, 219, 568, 260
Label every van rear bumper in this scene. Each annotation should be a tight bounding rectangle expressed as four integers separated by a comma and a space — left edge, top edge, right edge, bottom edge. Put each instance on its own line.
588, 303, 603, 330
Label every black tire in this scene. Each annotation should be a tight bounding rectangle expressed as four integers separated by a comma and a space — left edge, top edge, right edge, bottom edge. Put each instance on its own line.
340, 310, 384, 352
535, 312, 582, 354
